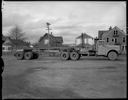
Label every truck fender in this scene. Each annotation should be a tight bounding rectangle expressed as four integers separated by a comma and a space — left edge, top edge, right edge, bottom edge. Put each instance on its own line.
107, 50, 118, 57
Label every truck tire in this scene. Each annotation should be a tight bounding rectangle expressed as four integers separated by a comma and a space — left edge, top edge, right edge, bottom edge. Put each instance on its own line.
24, 52, 33, 60
70, 51, 80, 60
33, 52, 39, 59
35, 53, 39, 59
16, 52, 24, 60
108, 51, 118, 60
32, 52, 36, 59
60, 52, 70, 60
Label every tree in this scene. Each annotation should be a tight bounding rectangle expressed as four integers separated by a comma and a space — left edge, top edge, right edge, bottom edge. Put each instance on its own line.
8, 25, 27, 41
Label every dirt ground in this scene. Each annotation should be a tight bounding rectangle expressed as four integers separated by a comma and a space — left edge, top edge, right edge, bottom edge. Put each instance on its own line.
2, 54, 127, 99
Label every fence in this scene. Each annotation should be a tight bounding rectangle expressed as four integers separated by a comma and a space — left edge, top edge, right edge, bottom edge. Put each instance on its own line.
2, 50, 16, 56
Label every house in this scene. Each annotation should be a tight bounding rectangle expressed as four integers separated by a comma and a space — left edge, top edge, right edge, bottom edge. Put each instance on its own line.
2, 36, 13, 52
98, 26, 127, 54
38, 33, 63, 49
75, 33, 94, 50
2, 36, 30, 52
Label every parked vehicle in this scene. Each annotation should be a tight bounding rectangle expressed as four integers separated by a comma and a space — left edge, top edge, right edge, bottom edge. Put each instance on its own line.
14, 39, 120, 61
60, 40, 120, 61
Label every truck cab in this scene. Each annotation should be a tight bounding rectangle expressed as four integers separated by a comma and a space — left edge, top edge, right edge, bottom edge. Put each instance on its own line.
96, 40, 120, 60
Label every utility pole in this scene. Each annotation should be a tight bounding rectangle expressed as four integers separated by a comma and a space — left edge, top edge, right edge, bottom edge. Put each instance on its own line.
46, 22, 52, 34
46, 22, 52, 49
81, 33, 84, 48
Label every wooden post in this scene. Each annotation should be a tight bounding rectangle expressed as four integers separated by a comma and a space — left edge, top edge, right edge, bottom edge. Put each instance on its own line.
46, 22, 52, 51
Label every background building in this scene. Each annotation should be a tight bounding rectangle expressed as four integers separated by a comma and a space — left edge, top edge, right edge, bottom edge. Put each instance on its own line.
38, 33, 63, 49
98, 26, 126, 54
2, 36, 30, 52
75, 33, 94, 51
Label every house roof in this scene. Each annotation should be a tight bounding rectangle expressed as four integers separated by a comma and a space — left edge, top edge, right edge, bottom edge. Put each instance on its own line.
98, 30, 109, 39
3, 36, 30, 47
39, 33, 63, 43
39, 33, 53, 42
10, 39, 29, 46
99, 26, 126, 39
53, 37, 63, 42
76, 33, 93, 39
113, 26, 126, 35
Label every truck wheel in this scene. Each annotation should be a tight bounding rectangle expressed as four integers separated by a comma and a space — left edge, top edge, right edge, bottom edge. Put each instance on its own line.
32, 52, 36, 59
70, 52, 80, 60
35, 53, 39, 59
24, 52, 33, 60
60, 52, 70, 60
108, 51, 118, 60
33, 52, 39, 59
16, 52, 24, 60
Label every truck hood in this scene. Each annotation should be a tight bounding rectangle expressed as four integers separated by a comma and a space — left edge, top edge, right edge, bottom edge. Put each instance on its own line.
105, 45, 120, 50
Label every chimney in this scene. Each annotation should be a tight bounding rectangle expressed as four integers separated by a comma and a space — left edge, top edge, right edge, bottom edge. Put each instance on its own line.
109, 26, 112, 30
51, 32, 52, 35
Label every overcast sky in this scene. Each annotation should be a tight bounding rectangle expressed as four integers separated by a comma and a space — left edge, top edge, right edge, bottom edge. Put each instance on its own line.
2, 1, 126, 44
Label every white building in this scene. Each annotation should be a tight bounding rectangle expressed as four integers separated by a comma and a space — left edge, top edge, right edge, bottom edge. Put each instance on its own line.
75, 33, 94, 48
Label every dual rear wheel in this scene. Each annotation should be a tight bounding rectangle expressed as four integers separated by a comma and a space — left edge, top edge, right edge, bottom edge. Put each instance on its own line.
24, 52, 33, 60
70, 52, 80, 60
15, 51, 39, 60
60, 51, 80, 60
15, 52, 24, 60
60, 52, 70, 60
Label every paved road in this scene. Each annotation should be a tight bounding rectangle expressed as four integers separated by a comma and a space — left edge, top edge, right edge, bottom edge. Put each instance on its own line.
2, 55, 126, 99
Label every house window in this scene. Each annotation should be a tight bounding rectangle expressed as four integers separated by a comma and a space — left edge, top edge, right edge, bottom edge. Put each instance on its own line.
114, 30, 118, 35
115, 38, 117, 43
107, 38, 109, 42
114, 31, 115, 35
123, 37, 125, 42
44, 39, 49, 45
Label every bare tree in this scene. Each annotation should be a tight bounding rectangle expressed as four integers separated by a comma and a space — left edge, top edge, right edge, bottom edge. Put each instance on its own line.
7, 25, 28, 50
8, 25, 27, 41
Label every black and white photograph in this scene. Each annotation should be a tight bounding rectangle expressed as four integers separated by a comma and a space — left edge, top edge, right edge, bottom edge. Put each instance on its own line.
1, 1, 127, 99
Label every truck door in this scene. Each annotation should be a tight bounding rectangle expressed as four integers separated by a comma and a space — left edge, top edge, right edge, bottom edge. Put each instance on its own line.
97, 40, 107, 55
